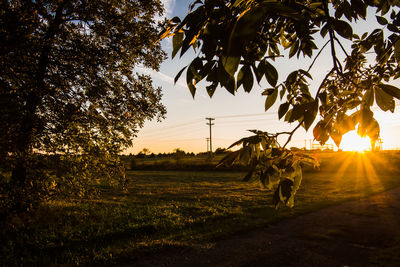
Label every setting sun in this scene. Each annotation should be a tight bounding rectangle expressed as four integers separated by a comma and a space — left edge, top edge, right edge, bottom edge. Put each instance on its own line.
340, 131, 371, 152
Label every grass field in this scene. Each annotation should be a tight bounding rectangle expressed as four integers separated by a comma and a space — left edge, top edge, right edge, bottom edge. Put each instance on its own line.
2, 151, 400, 265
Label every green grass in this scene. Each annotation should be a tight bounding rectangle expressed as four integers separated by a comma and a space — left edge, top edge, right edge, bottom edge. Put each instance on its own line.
2, 151, 400, 265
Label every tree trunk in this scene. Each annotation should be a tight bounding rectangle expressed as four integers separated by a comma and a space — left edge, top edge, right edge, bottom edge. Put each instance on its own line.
7, 2, 67, 213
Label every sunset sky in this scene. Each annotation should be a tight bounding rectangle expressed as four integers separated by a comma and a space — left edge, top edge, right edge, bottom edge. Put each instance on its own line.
126, 0, 400, 154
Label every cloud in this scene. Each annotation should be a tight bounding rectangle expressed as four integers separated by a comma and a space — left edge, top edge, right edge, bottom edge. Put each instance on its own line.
135, 65, 207, 99
161, 0, 176, 17
135, 66, 185, 88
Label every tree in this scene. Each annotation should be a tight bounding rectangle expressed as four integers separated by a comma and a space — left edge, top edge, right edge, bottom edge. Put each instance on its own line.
0, 0, 166, 213
162, 0, 400, 207
215, 147, 227, 154
141, 148, 152, 156
173, 148, 186, 161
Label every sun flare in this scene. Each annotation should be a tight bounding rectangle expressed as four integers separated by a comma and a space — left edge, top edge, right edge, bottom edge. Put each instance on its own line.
340, 131, 371, 152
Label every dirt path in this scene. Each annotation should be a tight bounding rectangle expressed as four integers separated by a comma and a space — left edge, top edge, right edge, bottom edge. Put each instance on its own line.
131, 187, 400, 267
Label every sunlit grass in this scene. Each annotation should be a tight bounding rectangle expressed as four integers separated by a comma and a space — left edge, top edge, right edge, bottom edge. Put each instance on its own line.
2, 152, 400, 265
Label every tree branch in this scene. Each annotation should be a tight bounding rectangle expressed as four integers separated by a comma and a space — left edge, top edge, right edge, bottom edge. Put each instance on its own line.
282, 119, 304, 149
333, 37, 350, 57
323, 0, 341, 72
306, 40, 330, 73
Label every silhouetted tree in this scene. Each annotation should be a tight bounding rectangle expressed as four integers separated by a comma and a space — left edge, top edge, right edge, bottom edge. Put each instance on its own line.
0, 0, 166, 213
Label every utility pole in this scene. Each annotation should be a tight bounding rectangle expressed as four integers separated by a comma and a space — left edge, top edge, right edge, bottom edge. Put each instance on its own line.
206, 138, 210, 153
206, 118, 215, 156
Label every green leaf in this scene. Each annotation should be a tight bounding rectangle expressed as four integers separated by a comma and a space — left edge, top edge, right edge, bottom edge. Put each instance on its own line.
376, 16, 388, 25
174, 66, 187, 84
237, 66, 245, 89
243, 161, 258, 181
291, 104, 305, 122
278, 102, 290, 119
362, 89, 374, 106
303, 100, 318, 130
265, 88, 278, 111
280, 86, 286, 100
332, 19, 353, 39
357, 107, 373, 137
289, 40, 299, 58
273, 179, 294, 206
199, 61, 214, 79
313, 121, 329, 145
262, 88, 275, 96
222, 54, 241, 77
206, 83, 218, 98
172, 32, 184, 59
388, 24, 399, 33
378, 84, 400, 100
187, 82, 196, 98
186, 67, 196, 98
330, 129, 342, 148
216, 150, 240, 167
318, 91, 327, 105
234, 5, 267, 40
241, 65, 254, 93
394, 40, 400, 62
218, 65, 236, 95
298, 69, 312, 79
375, 86, 395, 112
336, 115, 356, 135
320, 24, 329, 38
259, 2, 302, 20
265, 61, 278, 87
284, 109, 293, 122
239, 146, 251, 164
255, 61, 266, 83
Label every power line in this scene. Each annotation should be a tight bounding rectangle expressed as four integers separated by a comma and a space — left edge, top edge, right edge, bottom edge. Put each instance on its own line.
142, 118, 203, 132
214, 112, 277, 119
216, 118, 280, 125
138, 120, 204, 138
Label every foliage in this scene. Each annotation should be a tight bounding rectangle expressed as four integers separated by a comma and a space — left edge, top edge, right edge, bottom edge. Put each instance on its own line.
0, 0, 166, 213
215, 147, 228, 154
161, 0, 400, 206
173, 148, 186, 161
217, 130, 318, 207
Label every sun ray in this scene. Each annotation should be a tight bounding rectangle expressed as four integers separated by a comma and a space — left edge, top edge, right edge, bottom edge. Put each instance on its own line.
362, 153, 386, 191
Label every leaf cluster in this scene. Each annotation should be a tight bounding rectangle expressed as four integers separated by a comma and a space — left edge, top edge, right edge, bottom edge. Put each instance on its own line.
218, 130, 318, 208
162, 0, 400, 146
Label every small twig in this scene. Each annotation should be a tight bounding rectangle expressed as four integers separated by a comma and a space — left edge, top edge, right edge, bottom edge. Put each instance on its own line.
306, 40, 330, 73
315, 68, 335, 97
322, 0, 341, 72
334, 36, 350, 57
281, 67, 336, 149
377, 35, 400, 64
276, 131, 292, 136
282, 119, 304, 149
